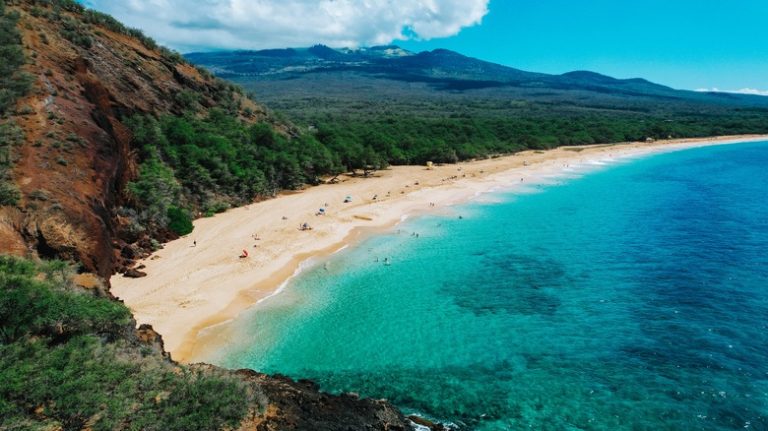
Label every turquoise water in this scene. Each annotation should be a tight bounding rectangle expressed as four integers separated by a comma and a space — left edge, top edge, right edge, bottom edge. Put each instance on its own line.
212, 142, 768, 430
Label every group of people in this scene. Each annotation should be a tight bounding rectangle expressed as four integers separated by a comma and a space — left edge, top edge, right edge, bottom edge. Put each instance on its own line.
239, 233, 262, 258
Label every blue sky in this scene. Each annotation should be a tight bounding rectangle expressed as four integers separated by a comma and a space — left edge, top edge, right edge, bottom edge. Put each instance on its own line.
399, 0, 768, 92
83, 0, 768, 93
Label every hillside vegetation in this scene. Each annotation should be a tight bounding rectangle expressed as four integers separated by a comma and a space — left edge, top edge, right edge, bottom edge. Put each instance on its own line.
189, 46, 768, 165
0, 255, 253, 430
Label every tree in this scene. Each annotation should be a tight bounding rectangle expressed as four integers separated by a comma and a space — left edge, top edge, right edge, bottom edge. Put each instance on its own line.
126, 154, 181, 232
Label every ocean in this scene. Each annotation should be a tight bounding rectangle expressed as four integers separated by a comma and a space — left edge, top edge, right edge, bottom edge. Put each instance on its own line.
207, 141, 768, 430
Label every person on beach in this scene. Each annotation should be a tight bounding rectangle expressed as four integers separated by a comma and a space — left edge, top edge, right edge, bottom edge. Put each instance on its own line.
193, 240, 196, 247
239, 249, 249, 258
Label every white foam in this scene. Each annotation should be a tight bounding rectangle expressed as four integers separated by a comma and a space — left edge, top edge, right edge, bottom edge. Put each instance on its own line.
255, 257, 318, 306
332, 244, 349, 255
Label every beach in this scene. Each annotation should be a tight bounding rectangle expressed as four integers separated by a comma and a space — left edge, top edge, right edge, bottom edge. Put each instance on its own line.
109, 135, 768, 362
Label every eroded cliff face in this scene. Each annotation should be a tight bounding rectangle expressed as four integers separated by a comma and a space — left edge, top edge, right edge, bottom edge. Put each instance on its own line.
0, 0, 269, 277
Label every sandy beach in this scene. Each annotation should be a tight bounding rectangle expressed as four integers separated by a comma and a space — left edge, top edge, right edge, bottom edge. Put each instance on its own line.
110, 135, 768, 362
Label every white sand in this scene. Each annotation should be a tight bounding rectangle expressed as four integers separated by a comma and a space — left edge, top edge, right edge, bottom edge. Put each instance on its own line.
110, 135, 768, 362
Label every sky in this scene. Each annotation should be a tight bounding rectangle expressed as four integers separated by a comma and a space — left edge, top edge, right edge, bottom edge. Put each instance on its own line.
81, 0, 768, 93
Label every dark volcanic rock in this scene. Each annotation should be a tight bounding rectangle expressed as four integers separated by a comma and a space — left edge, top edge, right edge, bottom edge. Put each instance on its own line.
408, 415, 451, 431
123, 268, 147, 278
235, 370, 414, 431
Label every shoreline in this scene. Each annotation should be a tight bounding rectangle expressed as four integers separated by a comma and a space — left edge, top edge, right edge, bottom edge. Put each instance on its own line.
110, 135, 768, 363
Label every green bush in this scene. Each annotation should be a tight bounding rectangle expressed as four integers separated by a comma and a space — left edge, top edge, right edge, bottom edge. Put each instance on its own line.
0, 255, 252, 430
167, 206, 193, 236
0, 257, 133, 343
127, 152, 181, 231
0, 179, 20, 206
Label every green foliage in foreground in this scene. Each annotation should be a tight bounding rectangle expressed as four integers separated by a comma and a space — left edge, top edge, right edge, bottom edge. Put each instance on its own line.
0, 255, 252, 430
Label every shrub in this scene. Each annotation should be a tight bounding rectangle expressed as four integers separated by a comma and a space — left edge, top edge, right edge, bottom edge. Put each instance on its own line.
167, 206, 193, 236
0, 257, 133, 343
0, 180, 19, 206
0, 255, 251, 429
126, 154, 181, 231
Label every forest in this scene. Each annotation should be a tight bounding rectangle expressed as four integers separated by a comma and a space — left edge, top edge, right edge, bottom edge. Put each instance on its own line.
125, 101, 768, 238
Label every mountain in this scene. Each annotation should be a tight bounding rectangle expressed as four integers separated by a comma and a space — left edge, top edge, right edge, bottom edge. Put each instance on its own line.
186, 45, 768, 106
0, 1, 429, 429
185, 45, 768, 169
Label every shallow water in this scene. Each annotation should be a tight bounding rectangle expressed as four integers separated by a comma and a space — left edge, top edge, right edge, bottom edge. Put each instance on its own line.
211, 142, 768, 430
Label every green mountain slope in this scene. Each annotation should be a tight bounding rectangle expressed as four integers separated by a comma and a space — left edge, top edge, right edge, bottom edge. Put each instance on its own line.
186, 45, 768, 107
187, 46, 768, 165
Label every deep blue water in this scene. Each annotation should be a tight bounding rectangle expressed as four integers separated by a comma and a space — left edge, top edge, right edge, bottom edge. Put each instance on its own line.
211, 142, 768, 430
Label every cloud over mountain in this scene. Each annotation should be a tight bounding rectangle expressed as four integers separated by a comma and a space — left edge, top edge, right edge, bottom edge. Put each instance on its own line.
696, 87, 768, 97
83, 0, 490, 52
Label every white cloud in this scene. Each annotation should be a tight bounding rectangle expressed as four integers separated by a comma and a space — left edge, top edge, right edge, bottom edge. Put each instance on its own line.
84, 0, 490, 52
695, 87, 768, 97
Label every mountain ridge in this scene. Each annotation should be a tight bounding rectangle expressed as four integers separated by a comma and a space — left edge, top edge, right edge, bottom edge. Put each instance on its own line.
185, 43, 768, 177
186, 44, 768, 106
